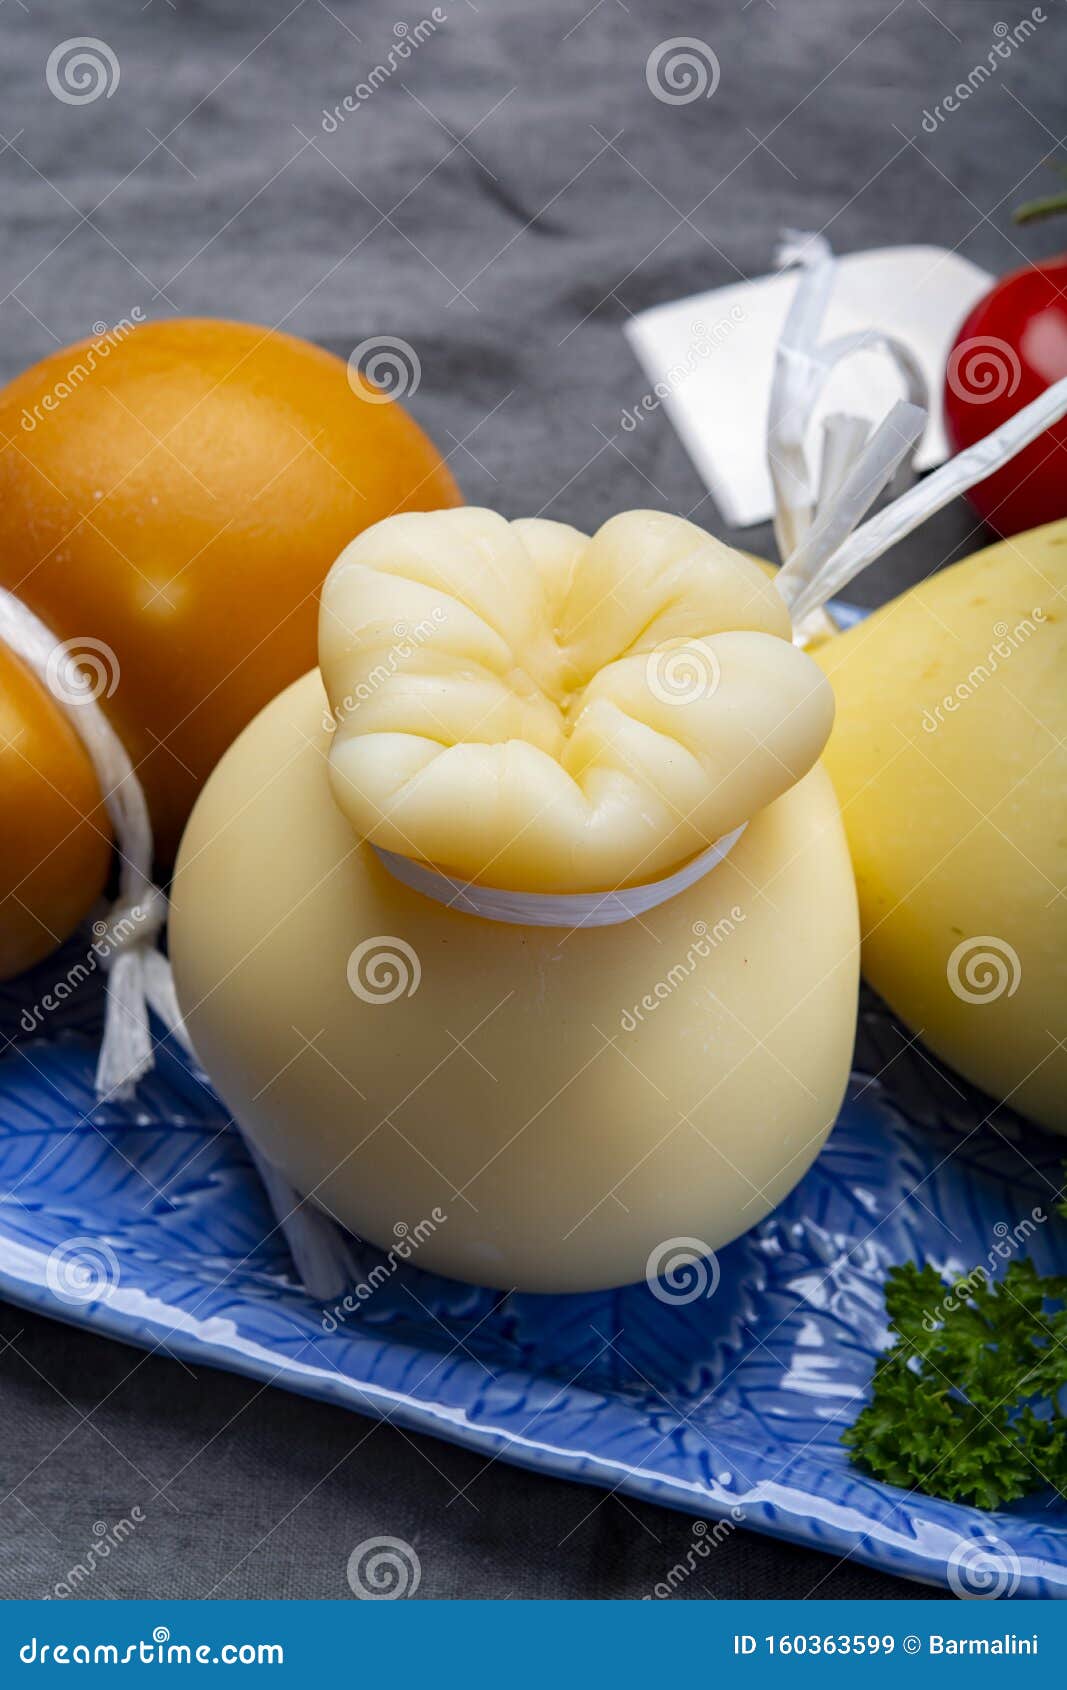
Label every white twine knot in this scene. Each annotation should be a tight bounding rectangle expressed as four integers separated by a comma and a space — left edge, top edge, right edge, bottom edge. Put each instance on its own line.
96, 889, 168, 964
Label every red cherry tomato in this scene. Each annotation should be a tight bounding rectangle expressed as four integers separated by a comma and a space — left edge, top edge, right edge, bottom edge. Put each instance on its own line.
943, 254, 1067, 536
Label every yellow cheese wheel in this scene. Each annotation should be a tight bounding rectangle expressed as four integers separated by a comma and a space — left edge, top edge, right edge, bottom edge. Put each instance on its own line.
170, 670, 858, 1293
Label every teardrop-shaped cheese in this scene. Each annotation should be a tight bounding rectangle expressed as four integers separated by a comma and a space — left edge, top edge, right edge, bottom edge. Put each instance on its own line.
320, 509, 834, 891
170, 669, 859, 1294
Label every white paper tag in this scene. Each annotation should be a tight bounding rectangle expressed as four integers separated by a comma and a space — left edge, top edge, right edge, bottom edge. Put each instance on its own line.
623, 245, 992, 528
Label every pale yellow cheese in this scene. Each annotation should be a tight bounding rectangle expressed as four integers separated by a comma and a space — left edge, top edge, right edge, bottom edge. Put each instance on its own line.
169, 670, 858, 1293
319, 508, 834, 891
815, 521, 1067, 1134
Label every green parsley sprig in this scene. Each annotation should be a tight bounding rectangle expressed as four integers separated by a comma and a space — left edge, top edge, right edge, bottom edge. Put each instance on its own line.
845, 1211, 1067, 1511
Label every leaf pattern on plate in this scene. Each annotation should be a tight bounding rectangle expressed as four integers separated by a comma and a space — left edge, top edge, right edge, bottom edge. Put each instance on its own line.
1, 924, 1065, 1594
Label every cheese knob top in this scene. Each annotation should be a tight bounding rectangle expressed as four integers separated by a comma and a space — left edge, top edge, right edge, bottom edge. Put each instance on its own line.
319, 508, 834, 892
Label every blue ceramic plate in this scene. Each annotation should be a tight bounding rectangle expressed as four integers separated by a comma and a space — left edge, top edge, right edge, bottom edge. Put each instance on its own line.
2, 927, 1065, 1598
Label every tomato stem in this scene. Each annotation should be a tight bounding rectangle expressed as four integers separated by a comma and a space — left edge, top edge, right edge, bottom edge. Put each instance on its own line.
1014, 189, 1067, 227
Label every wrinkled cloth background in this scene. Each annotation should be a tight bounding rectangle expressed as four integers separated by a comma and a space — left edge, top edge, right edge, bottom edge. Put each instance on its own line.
1, 0, 1062, 1600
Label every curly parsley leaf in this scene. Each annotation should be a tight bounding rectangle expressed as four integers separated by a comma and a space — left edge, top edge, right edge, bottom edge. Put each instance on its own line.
844, 1257, 1067, 1510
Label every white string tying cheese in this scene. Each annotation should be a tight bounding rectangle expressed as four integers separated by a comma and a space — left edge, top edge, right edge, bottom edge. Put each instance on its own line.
770, 231, 1067, 623
375, 824, 747, 929
0, 586, 352, 1300
779, 377, 1067, 622
372, 230, 1067, 927
0, 585, 167, 1098
767, 230, 929, 561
